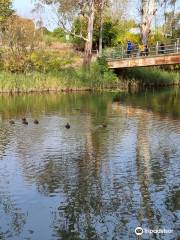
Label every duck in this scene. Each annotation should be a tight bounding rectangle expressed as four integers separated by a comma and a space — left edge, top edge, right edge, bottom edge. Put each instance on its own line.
9, 120, 15, 125
34, 119, 39, 124
22, 117, 26, 121
102, 123, 107, 128
65, 123, 70, 129
22, 120, 28, 125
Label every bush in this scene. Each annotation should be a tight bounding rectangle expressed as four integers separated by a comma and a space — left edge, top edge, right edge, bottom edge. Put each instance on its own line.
76, 57, 118, 89
0, 49, 74, 73
31, 51, 73, 73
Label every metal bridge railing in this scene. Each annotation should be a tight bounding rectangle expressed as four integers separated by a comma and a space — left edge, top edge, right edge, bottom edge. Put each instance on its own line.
103, 39, 180, 60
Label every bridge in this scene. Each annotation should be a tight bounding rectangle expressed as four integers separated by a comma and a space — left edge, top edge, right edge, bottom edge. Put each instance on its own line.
104, 40, 180, 69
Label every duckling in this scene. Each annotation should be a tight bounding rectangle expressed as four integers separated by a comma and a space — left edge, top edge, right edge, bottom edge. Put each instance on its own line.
65, 123, 70, 129
34, 119, 39, 124
9, 120, 15, 125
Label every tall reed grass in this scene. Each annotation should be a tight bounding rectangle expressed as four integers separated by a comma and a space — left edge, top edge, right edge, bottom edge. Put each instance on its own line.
122, 67, 180, 86
0, 62, 118, 93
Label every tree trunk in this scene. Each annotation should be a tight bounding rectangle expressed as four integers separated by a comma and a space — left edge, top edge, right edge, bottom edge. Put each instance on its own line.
83, 0, 95, 67
141, 0, 157, 45
99, 0, 104, 56
99, 16, 103, 56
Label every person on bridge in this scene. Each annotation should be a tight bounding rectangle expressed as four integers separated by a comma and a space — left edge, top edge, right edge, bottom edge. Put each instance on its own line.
144, 45, 149, 56
127, 40, 133, 57
159, 43, 165, 54
139, 44, 144, 56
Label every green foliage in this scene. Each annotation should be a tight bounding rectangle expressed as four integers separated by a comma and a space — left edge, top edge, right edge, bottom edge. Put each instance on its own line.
71, 17, 86, 50
1, 16, 41, 73
1, 49, 74, 74
115, 20, 139, 45
42, 27, 51, 35
3, 54, 33, 73
102, 20, 118, 47
76, 58, 118, 89
0, 58, 118, 92
42, 27, 70, 45
71, 15, 140, 50
123, 67, 180, 86
52, 28, 66, 40
163, 12, 180, 39
0, 0, 14, 27
30, 51, 73, 72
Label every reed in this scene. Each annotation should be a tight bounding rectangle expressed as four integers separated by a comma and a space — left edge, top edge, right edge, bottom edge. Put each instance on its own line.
0, 60, 118, 93
122, 67, 180, 86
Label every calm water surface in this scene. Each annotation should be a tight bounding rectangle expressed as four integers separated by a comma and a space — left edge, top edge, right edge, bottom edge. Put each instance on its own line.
0, 89, 179, 240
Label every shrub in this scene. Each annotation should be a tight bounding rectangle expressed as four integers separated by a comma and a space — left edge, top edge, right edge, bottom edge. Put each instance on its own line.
31, 51, 73, 73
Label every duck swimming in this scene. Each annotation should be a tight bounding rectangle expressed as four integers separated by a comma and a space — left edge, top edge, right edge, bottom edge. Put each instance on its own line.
22, 120, 28, 125
9, 120, 15, 125
65, 123, 70, 129
34, 120, 39, 124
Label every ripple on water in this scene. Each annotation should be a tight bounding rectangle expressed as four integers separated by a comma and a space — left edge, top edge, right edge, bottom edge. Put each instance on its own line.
0, 92, 179, 239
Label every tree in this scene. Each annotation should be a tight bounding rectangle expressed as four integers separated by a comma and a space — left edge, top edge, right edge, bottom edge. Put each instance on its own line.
140, 0, 166, 44
93, 17, 119, 48
2, 16, 41, 72
98, 0, 105, 56
164, 12, 179, 37
35, 0, 108, 66
0, 0, 14, 29
163, 0, 179, 38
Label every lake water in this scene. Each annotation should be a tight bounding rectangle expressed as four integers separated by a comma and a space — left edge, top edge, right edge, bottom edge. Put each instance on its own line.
0, 89, 179, 240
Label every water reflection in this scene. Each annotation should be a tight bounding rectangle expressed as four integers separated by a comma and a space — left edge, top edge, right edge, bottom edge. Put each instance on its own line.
0, 89, 179, 239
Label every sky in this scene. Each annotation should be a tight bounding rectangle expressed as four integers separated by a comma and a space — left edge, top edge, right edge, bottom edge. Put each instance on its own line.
13, 0, 58, 30
13, 0, 33, 17
13, 0, 180, 32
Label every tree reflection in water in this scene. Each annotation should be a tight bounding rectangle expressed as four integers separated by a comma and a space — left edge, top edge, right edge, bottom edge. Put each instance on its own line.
0, 90, 179, 239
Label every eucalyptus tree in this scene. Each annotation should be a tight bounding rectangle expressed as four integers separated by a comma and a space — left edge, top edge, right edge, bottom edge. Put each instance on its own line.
36, 0, 108, 65
140, 0, 168, 44
163, 0, 179, 37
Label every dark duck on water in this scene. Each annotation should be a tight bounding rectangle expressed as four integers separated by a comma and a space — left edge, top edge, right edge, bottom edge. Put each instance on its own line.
22, 118, 28, 125
34, 119, 39, 124
9, 120, 15, 125
65, 123, 70, 129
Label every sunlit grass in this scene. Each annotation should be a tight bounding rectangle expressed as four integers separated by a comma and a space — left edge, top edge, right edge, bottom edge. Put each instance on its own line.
0, 64, 179, 93
0, 63, 118, 92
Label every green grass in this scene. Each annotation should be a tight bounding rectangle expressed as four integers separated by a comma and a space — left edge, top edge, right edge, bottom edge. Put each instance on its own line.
0, 63, 179, 93
0, 63, 118, 92
122, 67, 180, 86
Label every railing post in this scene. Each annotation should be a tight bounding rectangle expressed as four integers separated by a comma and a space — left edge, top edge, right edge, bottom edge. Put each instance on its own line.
156, 41, 159, 55
121, 46, 124, 59
177, 38, 179, 53
174, 42, 177, 54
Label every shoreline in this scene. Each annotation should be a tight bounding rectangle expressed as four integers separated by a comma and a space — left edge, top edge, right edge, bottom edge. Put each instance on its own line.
0, 66, 179, 94
0, 83, 179, 94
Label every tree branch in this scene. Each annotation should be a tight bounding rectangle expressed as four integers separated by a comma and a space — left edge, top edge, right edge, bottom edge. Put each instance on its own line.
58, 18, 88, 41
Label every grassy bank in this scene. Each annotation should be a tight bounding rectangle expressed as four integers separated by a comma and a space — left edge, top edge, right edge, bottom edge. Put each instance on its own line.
0, 62, 179, 93
0, 62, 118, 93
120, 67, 180, 88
